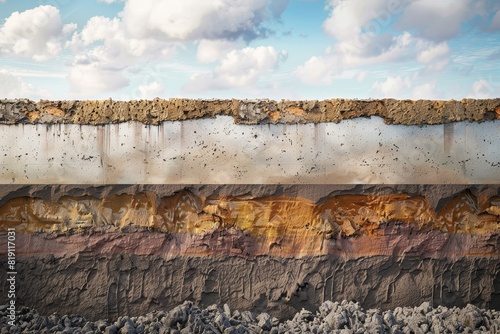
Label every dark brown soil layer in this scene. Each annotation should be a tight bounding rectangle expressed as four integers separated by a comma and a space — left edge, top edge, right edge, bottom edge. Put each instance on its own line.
0, 254, 499, 321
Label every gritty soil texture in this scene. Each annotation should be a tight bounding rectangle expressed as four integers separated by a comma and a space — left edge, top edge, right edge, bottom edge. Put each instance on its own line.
0, 98, 499, 125
1, 254, 499, 323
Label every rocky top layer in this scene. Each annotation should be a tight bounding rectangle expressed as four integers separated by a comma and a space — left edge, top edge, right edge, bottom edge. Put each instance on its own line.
0, 98, 499, 125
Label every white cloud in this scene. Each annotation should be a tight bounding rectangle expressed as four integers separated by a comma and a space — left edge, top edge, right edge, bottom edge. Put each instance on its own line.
398, 0, 477, 42
372, 75, 411, 97
185, 46, 287, 92
295, 32, 419, 84
372, 76, 445, 99
0, 5, 76, 61
356, 70, 368, 82
196, 39, 241, 63
138, 81, 165, 99
76, 16, 176, 62
296, 0, 461, 85
68, 60, 128, 97
66, 0, 288, 96
97, 0, 124, 3
0, 69, 46, 99
122, 0, 287, 41
470, 79, 498, 98
294, 55, 340, 85
298, 0, 414, 83
323, 0, 401, 42
412, 82, 442, 99
416, 42, 449, 63
67, 15, 177, 95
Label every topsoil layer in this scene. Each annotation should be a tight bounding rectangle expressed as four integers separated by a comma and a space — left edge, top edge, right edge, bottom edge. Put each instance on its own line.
0, 98, 499, 125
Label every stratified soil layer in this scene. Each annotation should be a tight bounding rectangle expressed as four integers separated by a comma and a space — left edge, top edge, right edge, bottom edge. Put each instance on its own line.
0, 185, 499, 321
1, 98, 499, 125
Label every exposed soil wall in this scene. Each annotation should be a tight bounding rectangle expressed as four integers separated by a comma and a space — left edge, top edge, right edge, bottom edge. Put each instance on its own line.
1, 185, 499, 321
1, 98, 499, 323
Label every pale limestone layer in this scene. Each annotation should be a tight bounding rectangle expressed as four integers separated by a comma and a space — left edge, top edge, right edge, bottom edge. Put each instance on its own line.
1, 98, 499, 125
1, 117, 500, 184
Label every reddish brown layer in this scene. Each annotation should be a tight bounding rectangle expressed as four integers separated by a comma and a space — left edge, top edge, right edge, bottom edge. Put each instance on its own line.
4, 223, 498, 258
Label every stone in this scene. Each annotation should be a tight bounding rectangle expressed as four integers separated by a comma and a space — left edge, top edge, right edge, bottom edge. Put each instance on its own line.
223, 304, 231, 317
324, 311, 348, 330
166, 302, 192, 328
461, 304, 484, 329
120, 321, 137, 334
417, 302, 432, 315
214, 313, 231, 332
256, 313, 271, 331
383, 310, 397, 327
105, 324, 119, 334
240, 312, 256, 324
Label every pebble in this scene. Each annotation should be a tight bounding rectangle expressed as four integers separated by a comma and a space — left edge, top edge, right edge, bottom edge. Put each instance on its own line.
2, 300, 500, 333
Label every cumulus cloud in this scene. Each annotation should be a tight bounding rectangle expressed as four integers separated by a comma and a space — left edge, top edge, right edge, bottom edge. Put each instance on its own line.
196, 39, 241, 63
295, 0, 472, 85
372, 75, 445, 99
295, 31, 418, 84
470, 79, 499, 98
68, 57, 129, 97
65, 0, 290, 95
75, 16, 175, 63
322, 0, 400, 42
294, 55, 340, 85
138, 81, 165, 99
372, 75, 411, 97
67, 15, 177, 95
397, 0, 487, 42
416, 42, 449, 63
185, 46, 287, 92
412, 82, 442, 100
355, 70, 368, 82
0, 69, 45, 99
122, 0, 287, 42
0, 5, 75, 61
299, 0, 415, 83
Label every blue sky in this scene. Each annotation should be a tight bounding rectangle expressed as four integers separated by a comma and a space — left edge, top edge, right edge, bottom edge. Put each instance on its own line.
0, 0, 499, 100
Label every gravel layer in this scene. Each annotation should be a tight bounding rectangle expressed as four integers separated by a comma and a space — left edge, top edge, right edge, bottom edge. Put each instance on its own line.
1, 300, 500, 334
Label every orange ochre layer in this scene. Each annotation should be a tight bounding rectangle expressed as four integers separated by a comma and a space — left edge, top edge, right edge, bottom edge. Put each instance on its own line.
0, 189, 499, 257
1, 189, 499, 234
1, 189, 499, 236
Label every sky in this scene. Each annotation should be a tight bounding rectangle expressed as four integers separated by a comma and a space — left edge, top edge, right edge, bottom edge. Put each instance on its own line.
0, 0, 499, 101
